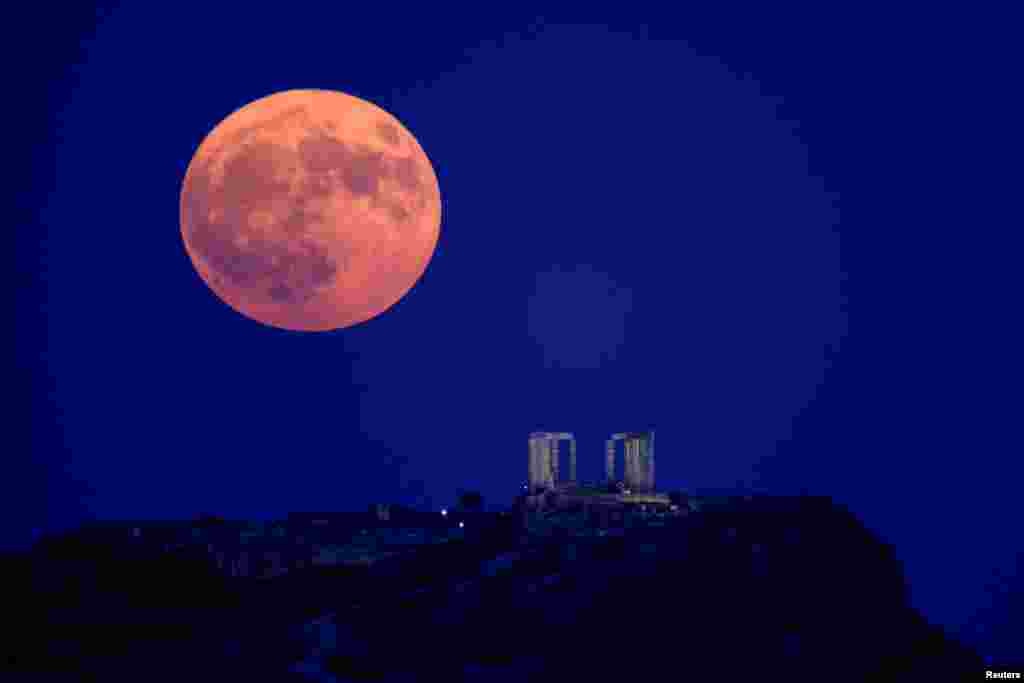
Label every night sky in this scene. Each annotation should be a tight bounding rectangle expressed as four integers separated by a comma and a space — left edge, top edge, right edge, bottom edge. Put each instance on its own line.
15, 2, 1019, 661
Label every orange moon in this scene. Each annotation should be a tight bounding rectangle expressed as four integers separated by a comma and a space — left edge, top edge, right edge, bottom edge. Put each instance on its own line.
180, 89, 442, 331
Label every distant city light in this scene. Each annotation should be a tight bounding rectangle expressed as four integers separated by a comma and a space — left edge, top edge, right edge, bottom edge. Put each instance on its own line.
458, 521, 464, 529
441, 508, 448, 516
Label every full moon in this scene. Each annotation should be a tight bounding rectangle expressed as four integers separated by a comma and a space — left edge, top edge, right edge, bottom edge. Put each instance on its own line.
180, 89, 442, 331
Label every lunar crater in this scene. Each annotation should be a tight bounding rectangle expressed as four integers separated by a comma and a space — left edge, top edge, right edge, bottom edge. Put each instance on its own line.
375, 121, 401, 146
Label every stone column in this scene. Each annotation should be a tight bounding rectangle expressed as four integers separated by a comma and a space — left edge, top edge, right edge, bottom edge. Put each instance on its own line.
528, 437, 537, 491
630, 440, 638, 489
633, 438, 641, 490
624, 439, 633, 490
639, 436, 648, 492
545, 438, 552, 488
648, 431, 656, 492
529, 435, 548, 492
646, 436, 654, 492
551, 438, 560, 484
544, 440, 552, 489
632, 438, 640, 491
621, 439, 626, 488
569, 438, 577, 483
605, 439, 615, 483
628, 436, 644, 492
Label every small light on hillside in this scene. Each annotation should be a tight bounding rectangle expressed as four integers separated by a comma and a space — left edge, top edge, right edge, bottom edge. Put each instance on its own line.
441, 508, 448, 517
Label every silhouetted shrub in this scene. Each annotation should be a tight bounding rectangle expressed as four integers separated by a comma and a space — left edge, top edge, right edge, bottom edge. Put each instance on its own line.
457, 490, 484, 512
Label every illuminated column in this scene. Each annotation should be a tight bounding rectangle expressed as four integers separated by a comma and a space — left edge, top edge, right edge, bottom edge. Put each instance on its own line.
543, 438, 555, 489
638, 437, 648, 492
624, 438, 633, 490
541, 437, 550, 488
534, 437, 544, 489
529, 434, 548, 491
528, 437, 537, 490
542, 437, 549, 488
622, 439, 629, 488
632, 438, 641, 491
537, 437, 544, 489
647, 436, 654, 491
630, 438, 638, 491
627, 436, 644, 492
645, 436, 654, 492
528, 438, 536, 485
633, 438, 641, 490
569, 438, 577, 483
606, 439, 615, 482
648, 431, 656, 492
551, 438, 560, 484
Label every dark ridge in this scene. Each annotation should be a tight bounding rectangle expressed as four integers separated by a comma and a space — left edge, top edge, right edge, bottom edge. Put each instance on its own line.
8, 497, 989, 681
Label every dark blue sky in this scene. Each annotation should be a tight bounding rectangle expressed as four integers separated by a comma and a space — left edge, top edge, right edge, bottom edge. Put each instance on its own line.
15, 2, 1019, 660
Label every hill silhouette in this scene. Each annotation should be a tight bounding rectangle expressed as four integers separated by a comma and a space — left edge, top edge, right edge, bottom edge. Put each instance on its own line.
7, 495, 989, 681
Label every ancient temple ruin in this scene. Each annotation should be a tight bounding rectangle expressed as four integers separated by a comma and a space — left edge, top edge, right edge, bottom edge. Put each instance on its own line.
606, 431, 656, 493
523, 430, 667, 520
527, 432, 577, 492
526, 430, 656, 494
